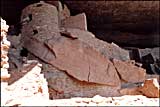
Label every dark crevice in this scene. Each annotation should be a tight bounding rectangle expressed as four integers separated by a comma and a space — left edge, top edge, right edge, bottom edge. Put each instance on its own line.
36, 3, 42, 7
87, 56, 91, 82
105, 63, 110, 76
44, 42, 57, 59
33, 29, 38, 35
28, 14, 32, 21
20, 48, 28, 57
88, 70, 90, 82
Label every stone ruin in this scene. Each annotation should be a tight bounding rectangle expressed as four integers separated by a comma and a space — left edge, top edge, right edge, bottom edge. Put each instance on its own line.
1, 1, 160, 106
1, 18, 49, 106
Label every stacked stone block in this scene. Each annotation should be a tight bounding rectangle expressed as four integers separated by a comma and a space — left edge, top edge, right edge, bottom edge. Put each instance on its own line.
1, 18, 11, 81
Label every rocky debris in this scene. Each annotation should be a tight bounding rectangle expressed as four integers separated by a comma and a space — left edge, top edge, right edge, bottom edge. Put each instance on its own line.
126, 47, 160, 74
140, 48, 160, 75
62, 13, 87, 30
6, 33, 25, 71
1, 18, 10, 81
138, 78, 160, 98
2, 60, 49, 106
8, 48, 23, 71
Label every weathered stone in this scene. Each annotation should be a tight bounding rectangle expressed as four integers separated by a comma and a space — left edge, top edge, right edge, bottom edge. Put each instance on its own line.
21, 2, 59, 43
21, 2, 145, 86
59, 4, 70, 21
21, 2, 121, 86
62, 13, 87, 30
113, 59, 146, 83
23, 33, 120, 86
43, 64, 121, 99
138, 78, 160, 98
61, 28, 130, 61
46, 36, 120, 86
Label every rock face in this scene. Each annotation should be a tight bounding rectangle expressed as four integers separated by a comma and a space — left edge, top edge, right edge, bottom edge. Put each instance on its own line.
21, 2, 146, 98
60, 28, 130, 61
43, 64, 121, 99
112, 59, 146, 83
61, 13, 87, 31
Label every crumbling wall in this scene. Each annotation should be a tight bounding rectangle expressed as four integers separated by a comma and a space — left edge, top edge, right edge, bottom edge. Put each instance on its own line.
1, 18, 49, 106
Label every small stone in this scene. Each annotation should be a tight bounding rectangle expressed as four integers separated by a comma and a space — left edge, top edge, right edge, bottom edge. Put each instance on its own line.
138, 78, 160, 98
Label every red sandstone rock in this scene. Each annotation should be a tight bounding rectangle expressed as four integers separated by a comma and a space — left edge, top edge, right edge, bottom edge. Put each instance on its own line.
62, 13, 87, 30
62, 28, 130, 61
119, 87, 141, 95
138, 78, 160, 98
113, 59, 146, 83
